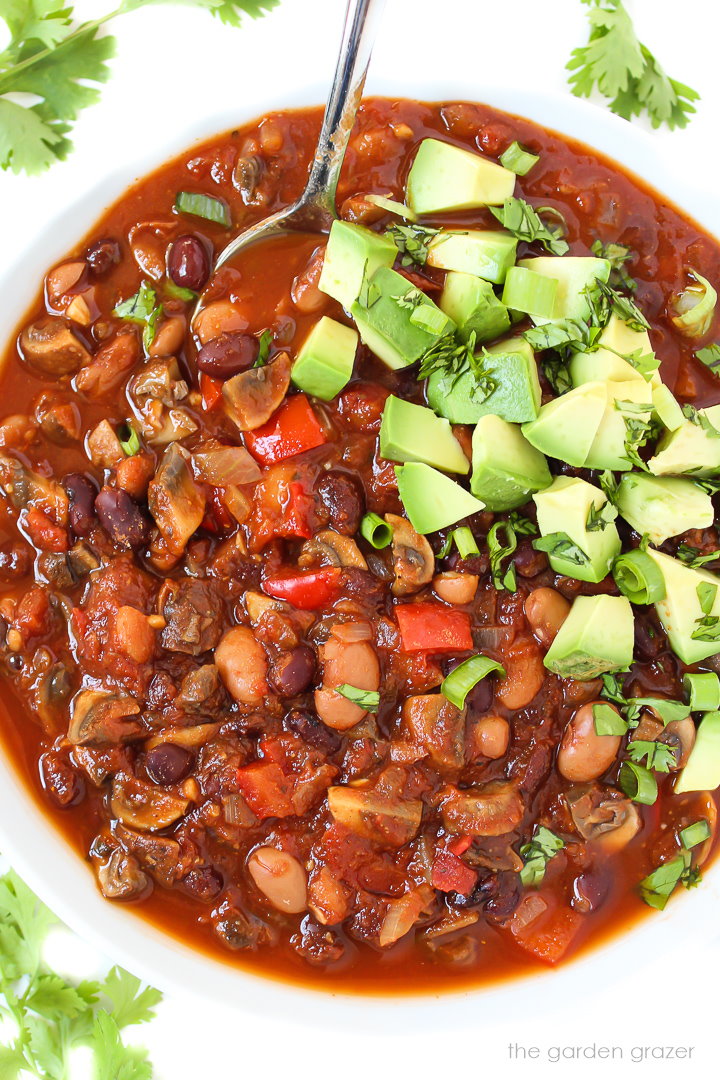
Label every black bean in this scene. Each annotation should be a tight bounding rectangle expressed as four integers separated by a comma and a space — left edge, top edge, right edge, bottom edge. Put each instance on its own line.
63, 472, 97, 539
514, 539, 548, 578
196, 332, 258, 379
268, 645, 316, 697
168, 234, 210, 292
634, 614, 664, 661
571, 871, 611, 914
285, 709, 341, 754
466, 675, 494, 715
146, 743, 193, 786
95, 486, 150, 550
315, 469, 364, 535
86, 238, 120, 276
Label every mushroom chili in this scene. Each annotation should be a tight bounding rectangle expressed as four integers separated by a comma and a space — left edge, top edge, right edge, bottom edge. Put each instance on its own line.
1, 98, 720, 993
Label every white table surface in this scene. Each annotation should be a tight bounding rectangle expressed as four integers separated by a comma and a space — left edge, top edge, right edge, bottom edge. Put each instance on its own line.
1, 1, 719, 1076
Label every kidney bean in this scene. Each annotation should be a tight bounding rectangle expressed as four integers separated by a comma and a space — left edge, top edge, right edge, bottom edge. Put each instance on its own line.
146, 743, 193, 786
168, 234, 210, 292
95, 486, 150, 550
572, 871, 611, 914
634, 614, 664, 661
86, 238, 120, 276
63, 472, 98, 538
268, 644, 316, 697
465, 675, 494, 715
315, 469, 364, 535
285, 709, 341, 753
514, 540, 548, 578
196, 332, 258, 379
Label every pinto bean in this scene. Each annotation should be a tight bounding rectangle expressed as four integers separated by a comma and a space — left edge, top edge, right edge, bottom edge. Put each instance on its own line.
247, 846, 307, 914
557, 702, 622, 782
194, 300, 249, 345
314, 633, 380, 730
496, 637, 544, 710
215, 625, 268, 706
291, 246, 327, 314
149, 315, 186, 358
113, 605, 155, 664
433, 572, 478, 605
524, 588, 570, 648
470, 715, 510, 759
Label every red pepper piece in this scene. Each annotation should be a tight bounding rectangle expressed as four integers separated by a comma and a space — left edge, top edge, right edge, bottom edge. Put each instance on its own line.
431, 850, 477, 895
448, 834, 473, 857
245, 393, 326, 465
263, 567, 341, 610
395, 602, 473, 653
235, 761, 294, 819
200, 372, 224, 411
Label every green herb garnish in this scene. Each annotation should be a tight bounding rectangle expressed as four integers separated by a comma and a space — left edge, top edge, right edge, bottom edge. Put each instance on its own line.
487, 520, 518, 592
626, 740, 677, 773
385, 223, 439, 267
533, 531, 590, 566
519, 827, 565, 887
335, 684, 380, 711
591, 239, 637, 291
489, 197, 569, 256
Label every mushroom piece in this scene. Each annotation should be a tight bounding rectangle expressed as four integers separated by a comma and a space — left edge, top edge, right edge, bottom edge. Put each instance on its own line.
402, 694, 465, 770
299, 529, 367, 570
19, 317, 91, 377
96, 847, 149, 900
0, 453, 68, 523
327, 786, 423, 847
386, 514, 434, 596
75, 332, 140, 400
68, 689, 142, 746
161, 578, 223, 655
565, 783, 642, 853
440, 781, 524, 837
145, 723, 221, 750
110, 773, 189, 831
148, 444, 205, 557
222, 352, 292, 431
114, 823, 183, 887
87, 419, 125, 469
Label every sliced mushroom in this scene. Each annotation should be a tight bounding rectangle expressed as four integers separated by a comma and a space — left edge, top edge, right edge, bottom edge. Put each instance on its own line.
148, 444, 205, 557
402, 694, 465, 770
19, 317, 91, 377
440, 781, 524, 837
565, 783, 642, 853
75, 332, 140, 401
0, 453, 68, 523
68, 689, 142, 746
327, 786, 423, 847
114, 823, 183, 887
96, 847, 149, 900
133, 358, 189, 406
299, 529, 367, 570
110, 772, 189, 831
222, 352, 291, 431
176, 664, 223, 710
145, 723, 221, 750
245, 589, 289, 624
387, 514, 434, 596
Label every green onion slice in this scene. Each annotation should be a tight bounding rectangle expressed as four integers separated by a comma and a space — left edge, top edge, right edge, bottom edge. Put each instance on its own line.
679, 820, 711, 850
593, 703, 627, 736
683, 672, 720, 712
671, 269, 718, 338
365, 193, 417, 221
619, 760, 658, 805
612, 550, 666, 605
175, 191, 231, 228
118, 425, 141, 456
409, 303, 449, 335
360, 513, 393, 549
452, 526, 479, 559
164, 279, 197, 302
499, 141, 540, 176
441, 655, 506, 709
335, 684, 380, 711
638, 854, 690, 910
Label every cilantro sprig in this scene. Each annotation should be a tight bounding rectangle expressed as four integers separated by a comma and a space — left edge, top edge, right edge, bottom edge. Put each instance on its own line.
0, 867, 162, 1080
0, 1, 279, 175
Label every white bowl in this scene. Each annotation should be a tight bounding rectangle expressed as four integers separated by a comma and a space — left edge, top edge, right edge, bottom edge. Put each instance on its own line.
0, 82, 718, 1028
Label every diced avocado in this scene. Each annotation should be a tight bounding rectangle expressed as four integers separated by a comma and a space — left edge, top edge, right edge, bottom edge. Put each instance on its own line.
615, 474, 714, 545
439, 271, 511, 344
502, 266, 558, 320
648, 405, 720, 477
406, 138, 516, 215
318, 221, 396, 310
395, 462, 485, 534
570, 314, 660, 388
426, 336, 541, 424
584, 378, 654, 472
533, 476, 621, 583
426, 230, 517, 284
522, 382, 607, 467
646, 549, 720, 665
544, 594, 635, 679
470, 415, 552, 511
652, 384, 685, 432
379, 396, 469, 475
291, 316, 357, 400
350, 267, 454, 371
675, 711, 720, 794
516, 256, 611, 323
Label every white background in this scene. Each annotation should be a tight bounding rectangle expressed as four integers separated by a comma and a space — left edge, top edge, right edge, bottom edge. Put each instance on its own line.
1, 1, 720, 1077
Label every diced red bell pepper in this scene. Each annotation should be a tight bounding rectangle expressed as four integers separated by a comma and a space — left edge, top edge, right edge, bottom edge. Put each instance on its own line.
23, 508, 69, 553
263, 567, 341, 610
200, 372, 224, 411
235, 761, 294, 819
431, 850, 477, 895
448, 834, 473, 857
245, 393, 326, 466
396, 602, 473, 653
201, 486, 234, 533
281, 481, 314, 540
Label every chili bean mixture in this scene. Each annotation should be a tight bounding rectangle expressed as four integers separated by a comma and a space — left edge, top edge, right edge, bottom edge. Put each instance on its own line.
0, 99, 718, 993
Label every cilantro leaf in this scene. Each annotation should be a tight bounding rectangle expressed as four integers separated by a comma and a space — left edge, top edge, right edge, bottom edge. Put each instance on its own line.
627, 739, 678, 773
489, 198, 569, 256
92, 1011, 153, 1080
591, 239, 637, 291
533, 531, 589, 566
519, 827, 564, 887
385, 223, 439, 267
100, 967, 163, 1028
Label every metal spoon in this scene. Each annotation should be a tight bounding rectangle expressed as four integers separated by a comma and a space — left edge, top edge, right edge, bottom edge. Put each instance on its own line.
206, 0, 385, 284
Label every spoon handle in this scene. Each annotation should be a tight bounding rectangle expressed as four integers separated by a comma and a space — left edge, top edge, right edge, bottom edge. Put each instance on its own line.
303, 0, 386, 219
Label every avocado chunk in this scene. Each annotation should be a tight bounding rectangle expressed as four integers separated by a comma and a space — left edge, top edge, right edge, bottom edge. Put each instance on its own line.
646, 549, 720, 664
570, 314, 660, 388
675, 711, 720, 794
379, 396, 469, 475
439, 271, 511, 344
516, 256, 611, 323
544, 594, 634, 679
652, 384, 685, 432
502, 266, 558, 320
406, 138, 516, 215
533, 476, 621, 583
522, 382, 607, 467
291, 316, 357, 400
584, 378, 654, 472
350, 267, 455, 371
426, 230, 517, 284
318, 221, 396, 310
647, 405, 720, 477
615, 474, 714, 545
395, 463, 485, 534
470, 415, 552, 511
427, 336, 541, 424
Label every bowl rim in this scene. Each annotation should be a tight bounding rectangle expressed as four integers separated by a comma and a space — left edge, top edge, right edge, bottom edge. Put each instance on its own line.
0, 78, 719, 1027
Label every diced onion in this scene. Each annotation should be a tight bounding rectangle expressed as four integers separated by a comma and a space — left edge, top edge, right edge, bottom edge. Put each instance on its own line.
193, 446, 261, 486
365, 193, 418, 221
331, 621, 373, 642
222, 484, 251, 524
671, 270, 718, 338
